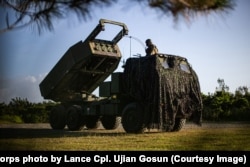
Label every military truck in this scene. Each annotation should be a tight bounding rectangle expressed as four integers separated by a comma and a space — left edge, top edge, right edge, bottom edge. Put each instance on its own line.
39, 19, 203, 133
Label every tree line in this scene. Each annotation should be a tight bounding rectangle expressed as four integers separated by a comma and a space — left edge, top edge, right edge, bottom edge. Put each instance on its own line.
0, 98, 53, 123
0, 78, 249, 123
202, 79, 250, 121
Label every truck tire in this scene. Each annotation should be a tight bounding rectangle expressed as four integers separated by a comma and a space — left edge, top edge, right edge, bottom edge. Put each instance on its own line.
86, 116, 100, 129
66, 105, 84, 131
172, 118, 186, 132
101, 116, 121, 130
122, 103, 145, 133
49, 105, 66, 130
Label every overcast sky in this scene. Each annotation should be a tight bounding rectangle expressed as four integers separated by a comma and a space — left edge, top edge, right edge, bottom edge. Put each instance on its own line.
0, 0, 249, 103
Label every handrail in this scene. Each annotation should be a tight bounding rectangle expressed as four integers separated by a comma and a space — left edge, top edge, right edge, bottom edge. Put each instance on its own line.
84, 18, 128, 44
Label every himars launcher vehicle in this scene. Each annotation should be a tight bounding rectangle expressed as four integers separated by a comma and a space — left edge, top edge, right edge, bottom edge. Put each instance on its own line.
39, 19, 203, 133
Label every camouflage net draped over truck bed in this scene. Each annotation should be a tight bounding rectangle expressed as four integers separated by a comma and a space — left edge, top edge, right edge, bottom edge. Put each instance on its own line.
123, 55, 203, 130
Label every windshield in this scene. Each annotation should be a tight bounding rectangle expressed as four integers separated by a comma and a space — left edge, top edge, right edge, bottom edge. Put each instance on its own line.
179, 61, 190, 73
160, 57, 191, 73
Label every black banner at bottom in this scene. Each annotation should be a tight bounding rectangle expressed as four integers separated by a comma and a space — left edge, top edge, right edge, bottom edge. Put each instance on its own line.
0, 151, 249, 166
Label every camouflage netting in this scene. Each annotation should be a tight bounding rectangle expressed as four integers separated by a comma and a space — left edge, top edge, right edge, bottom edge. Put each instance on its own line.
123, 55, 203, 131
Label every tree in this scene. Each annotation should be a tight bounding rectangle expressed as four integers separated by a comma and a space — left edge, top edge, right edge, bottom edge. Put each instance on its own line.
216, 78, 229, 93
235, 86, 249, 97
0, 0, 235, 34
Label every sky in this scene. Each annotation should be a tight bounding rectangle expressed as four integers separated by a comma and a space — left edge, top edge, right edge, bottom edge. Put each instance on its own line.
0, 0, 249, 103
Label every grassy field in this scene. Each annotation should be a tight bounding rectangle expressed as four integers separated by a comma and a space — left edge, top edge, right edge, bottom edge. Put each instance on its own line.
0, 123, 250, 151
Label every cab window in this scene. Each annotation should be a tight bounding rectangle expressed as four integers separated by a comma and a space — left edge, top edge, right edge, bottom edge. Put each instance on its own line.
179, 61, 190, 73
161, 60, 170, 69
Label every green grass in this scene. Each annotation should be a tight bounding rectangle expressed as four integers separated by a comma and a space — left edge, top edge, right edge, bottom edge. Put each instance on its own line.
0, 115, 23, 124
0, 127, 249, 151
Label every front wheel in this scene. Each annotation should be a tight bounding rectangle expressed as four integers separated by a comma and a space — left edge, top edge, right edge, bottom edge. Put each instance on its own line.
122, 103, 145, 133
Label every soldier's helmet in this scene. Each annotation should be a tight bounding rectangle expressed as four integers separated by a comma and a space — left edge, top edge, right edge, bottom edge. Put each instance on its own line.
145, 39, 152, 45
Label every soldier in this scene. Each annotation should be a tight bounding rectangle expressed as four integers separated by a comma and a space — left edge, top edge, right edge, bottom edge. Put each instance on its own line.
145, 39, 158, 56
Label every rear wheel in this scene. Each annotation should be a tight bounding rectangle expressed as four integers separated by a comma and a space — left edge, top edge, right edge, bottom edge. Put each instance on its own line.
101, 116, 121, 130
85, 116, 100, 129
172, 118, 186, 132
66, 105, 84, 131
49, 105, 67, 130
122, 103, 145, 133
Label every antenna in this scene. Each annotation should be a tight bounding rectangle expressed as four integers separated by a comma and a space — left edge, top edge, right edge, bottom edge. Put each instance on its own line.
130, 36, 131, 58
126, 35, 146, 58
